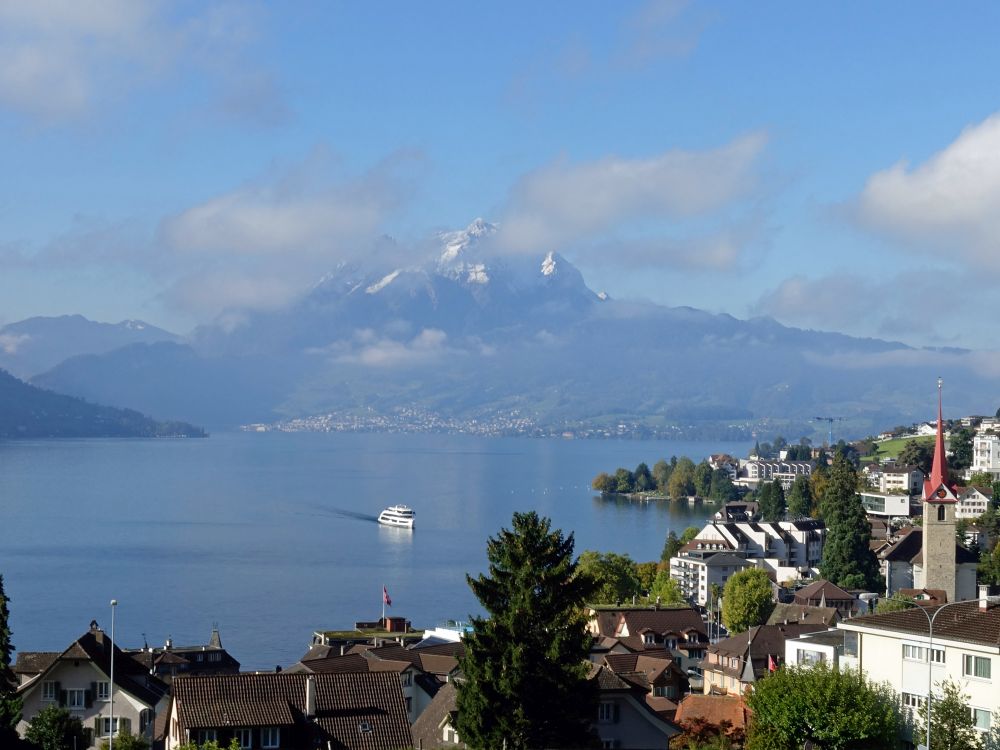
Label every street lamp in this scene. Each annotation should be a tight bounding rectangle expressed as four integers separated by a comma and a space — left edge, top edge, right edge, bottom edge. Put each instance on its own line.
110, 599, 117, 750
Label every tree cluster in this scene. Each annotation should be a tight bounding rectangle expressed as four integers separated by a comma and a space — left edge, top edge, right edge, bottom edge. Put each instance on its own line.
576, 550, 686, 606
591, 456, 738, 501
756, 482, 786, 522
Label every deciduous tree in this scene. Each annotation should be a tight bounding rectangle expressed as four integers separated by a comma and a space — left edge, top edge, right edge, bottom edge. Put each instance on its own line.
899, 439, 934, 475
744, 663, 899, 750
918, 679, 980, 750
590, 472, 615, 493
577, 551, 641, 604
634, 462, 654, 492
669, 458, 696, 499
649, 571, 686, 606
456, 512, 598, 750
721, 568, 774, 634
24, 705, 87, 750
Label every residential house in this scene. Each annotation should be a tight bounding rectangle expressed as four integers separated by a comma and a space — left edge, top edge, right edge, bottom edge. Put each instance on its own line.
956, 485, 993, 520
590, 664, 681, 749
879, 467, 924, 495
602, 652, 688, 719
15, 621, 170, 748
164, 672, 412, 750
699, 623, 826, 697
766, 603, 839, 628
792, 580, 857, 617
125, 628, 240, 683
590, 607, 709, 672
838, 590, 1000, 744
409, 681, 463, 749
859, 490, 917, 518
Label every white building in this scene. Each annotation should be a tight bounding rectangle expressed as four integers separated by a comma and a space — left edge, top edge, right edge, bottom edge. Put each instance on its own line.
956, 485, 993, 520
737, 460, 812, 491
670, 519, 825, 591
669, 552, 755, 606
971, 434, 1000, 480
837, 591, 1000, 743
859, 491, 915, 518
879, 467, 924, 495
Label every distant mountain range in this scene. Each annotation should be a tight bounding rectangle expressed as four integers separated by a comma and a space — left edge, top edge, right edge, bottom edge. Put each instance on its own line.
10, 220, 999, 439
0, 369, 204, 438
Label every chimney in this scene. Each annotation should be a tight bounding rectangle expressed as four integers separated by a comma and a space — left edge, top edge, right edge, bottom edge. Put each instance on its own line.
980, 584, 990, 611
305, 674, 316, 718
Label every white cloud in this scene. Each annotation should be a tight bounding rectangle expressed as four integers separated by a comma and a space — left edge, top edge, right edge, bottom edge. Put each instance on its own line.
751, 270, 997, 347
156, 149, 419, 316
0, 0, 277, 122
334, 329, 452, 369
857, 112, 1000, 270
0, 332, 29, 354
496, 133, 767, 267
804, 348, 1000, 379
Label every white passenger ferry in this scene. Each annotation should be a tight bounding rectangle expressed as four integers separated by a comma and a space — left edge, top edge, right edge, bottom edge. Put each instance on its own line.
378, 505, 415, 528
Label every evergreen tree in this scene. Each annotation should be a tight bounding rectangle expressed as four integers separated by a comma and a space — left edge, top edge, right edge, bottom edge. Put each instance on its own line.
0, 575, 20, 746
693, 461, 713, 497
633, 462, 654, 492
456, 512, 598, 750
708, 469, 737, 501
787, 475, 813, 518
758, 482, 784, 522
613, 467, 634, 494
819, 455, 881, 590
918, 679, 980, 750
661, 531, 681, 563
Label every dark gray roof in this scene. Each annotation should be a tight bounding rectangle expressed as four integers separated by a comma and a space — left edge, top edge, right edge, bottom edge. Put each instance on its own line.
703, 553, 753, 568
845, 601, 1000, 647
409, 681, 463, 750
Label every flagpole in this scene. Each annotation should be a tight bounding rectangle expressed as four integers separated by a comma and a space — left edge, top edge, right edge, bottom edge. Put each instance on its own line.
382, 584, 385, 626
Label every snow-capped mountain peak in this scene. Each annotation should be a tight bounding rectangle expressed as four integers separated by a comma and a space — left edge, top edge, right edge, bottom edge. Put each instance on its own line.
437, 218, 498, 266
540, 252, 557, 277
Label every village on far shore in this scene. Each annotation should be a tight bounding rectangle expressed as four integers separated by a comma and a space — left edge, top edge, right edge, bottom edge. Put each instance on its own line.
8, 395, 1000, 750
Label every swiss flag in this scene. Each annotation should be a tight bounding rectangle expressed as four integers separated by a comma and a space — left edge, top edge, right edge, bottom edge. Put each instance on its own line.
383, 585, 392, 607
768, 655, 778, 672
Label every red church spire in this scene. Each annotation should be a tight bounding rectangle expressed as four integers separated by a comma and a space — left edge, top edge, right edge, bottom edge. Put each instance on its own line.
924, 377, 951, 500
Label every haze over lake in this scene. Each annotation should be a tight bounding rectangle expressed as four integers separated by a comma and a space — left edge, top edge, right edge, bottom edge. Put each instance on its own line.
1, 433, 748, 670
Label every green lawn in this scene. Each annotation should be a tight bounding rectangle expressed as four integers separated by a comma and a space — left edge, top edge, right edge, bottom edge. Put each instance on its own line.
873, 435, 933, 460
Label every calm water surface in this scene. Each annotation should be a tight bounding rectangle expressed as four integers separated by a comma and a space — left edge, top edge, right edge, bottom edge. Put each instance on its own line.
0, 432, 748, 669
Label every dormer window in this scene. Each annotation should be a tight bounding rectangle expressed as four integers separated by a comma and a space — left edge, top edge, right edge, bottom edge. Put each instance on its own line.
643, 633, 655, 645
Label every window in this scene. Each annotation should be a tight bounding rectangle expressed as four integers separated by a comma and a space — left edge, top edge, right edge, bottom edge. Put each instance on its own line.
930, 648, 945, 664
964, 654, 992, 679
97, 681, 110, 700
261, 727, 280, 749
42, 681, 57, 701
938, 505, 946, 521
401, 671, 412, 687
796, 649, 825, 666
101, 718, 119, 735
208, 652, 222, 662
973, 708, 991, 731
196, 730, 217, 745
598, 702, 615, 723
235, 728, 252, 749
843, 632, 858, 657
643, 633, 655, 645
67, 689, 86, 709
901, 693, 925, 711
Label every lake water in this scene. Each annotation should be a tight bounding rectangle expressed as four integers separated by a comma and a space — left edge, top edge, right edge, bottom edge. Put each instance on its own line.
0, 432, 749, 670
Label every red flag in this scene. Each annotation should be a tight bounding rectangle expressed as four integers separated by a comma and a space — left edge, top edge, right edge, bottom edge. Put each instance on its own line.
383, 585, 392, 607
768, 655, 777, 672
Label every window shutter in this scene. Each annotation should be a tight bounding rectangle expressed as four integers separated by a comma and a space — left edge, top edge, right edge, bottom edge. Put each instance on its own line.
85, 689, 93, 708
613, 703, 620, 723
94, 718, 102, 736
59, 690, 67, 707
120, 717, 131, 736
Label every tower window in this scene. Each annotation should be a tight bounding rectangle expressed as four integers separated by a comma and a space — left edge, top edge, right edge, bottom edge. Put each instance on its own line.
938, 505, 946, 522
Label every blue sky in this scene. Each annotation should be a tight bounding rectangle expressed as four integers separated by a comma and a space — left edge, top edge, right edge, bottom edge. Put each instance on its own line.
2, 1, 1000, 349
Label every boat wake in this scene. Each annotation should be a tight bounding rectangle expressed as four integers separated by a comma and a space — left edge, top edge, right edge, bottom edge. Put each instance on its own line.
306, 504, 379, 523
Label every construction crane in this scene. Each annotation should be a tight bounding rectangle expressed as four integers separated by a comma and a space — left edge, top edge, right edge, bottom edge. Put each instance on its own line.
813, 416, 844, 447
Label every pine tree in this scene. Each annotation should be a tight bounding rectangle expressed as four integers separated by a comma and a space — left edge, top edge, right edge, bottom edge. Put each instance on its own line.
787, 475, 813, 518
456, 512, 598, 750
0, 575, 21, 746
819, 455, 880, 590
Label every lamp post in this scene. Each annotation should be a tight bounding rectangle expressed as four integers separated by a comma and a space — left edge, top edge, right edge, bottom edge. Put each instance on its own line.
110, 599, 117, 750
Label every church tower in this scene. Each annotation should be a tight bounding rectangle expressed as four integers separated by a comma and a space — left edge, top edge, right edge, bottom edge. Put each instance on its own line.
922, 378, 958, 602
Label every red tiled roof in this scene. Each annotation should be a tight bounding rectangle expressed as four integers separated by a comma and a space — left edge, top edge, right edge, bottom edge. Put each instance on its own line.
674, 694, 747, 732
